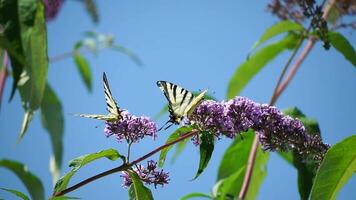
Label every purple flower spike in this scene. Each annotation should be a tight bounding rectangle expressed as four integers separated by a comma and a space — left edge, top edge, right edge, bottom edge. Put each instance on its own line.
43, 0, 64, 21
121, 160, 170, 188
104, 110, 157, 143
189, 96, 329, 164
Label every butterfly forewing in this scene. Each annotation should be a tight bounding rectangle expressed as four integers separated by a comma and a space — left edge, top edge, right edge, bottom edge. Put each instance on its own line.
103, 72, 121, 119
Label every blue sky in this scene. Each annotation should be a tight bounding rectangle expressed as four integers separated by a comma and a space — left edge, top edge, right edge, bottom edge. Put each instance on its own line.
1, 1, 355, 199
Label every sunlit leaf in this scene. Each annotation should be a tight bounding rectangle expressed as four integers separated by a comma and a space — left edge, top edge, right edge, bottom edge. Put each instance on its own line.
54, 149, 124, 193
250, 20, 304, 53
227, 33, 299, 99
180, 192, 212, 200
311, 135, 356, 200
193, 132, 214, 180
0, 188, 29, 200
18, 0, 49, 110
18, 109, 34, 140
73, 53, 92, 92
40, 84, 64, 182
329, 31, 356, 67
217, 131, 269, 200
215, 167, 245, 200
0, 159, 44, 200
158, 126, 193, 167
128, 171, 154, 200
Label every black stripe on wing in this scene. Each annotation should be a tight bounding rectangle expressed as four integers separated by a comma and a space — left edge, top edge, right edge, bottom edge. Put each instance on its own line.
103, 72, 120, 117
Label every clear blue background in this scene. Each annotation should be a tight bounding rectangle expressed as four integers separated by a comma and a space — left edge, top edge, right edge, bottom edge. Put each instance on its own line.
1, 1, 355, 199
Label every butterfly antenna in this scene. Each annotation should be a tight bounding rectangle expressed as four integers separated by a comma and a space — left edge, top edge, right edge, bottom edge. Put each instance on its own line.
157, 120, 172, 132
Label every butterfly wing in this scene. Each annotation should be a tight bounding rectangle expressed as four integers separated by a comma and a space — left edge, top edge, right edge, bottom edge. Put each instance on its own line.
74, 114, 118, 121
185, 89, 208, 117
157, 81, 205, 124
103, 72, 121, 120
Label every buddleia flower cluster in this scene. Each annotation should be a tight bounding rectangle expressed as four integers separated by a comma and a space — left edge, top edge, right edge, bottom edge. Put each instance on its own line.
189, 96, 330, 164
104, 110, 157, 143
121, 160, 170, 188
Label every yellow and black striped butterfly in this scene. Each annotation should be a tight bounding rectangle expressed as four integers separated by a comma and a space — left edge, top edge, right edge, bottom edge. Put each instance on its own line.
156, 81, 207, 130
75, 72, 122, 122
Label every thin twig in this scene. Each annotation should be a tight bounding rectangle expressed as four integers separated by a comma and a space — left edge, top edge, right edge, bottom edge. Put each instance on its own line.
0, 51, 8, 108
52, 130, 198, 197
238, 1, 336, 199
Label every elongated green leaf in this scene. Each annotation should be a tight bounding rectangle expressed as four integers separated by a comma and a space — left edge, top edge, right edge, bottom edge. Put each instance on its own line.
40, 84, 64, 182
111, 45, 143, 67
158, 126, 192, 167
282, 107, 321, 200
18, 0, 49, 110
73, 53, 92, 92
215, 167, 245, 200
84, 0, 99, 23
193, 132, 214, 180
0, 160, 44, 200
171, 137, 190, 165
251, 20, 304, 52
155, 93, 217, 120
0, 188, 29, 200
217, 131, 269, 200
329, 32, 356, 67
128, 171, 154, 200
18, 109, 34, 140
0, 0, 25, 100
180, 192, 212, 200
54, 149, 124, 193
311, 135, 356, 200
227, 34, 299, 99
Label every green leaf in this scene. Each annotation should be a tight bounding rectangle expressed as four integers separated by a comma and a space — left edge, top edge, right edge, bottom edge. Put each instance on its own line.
18, 0, 49, 110
180, 192, 212, 200
227, 33, 299, 99
282, 107, 321, 200
40, 84, 64, 182
0, 188, 29, 200
193, 132, 214, 180
158, 126, 193, 167
217, 131, 269, 200
84, 0, 99, 23
110, 45, 143, 67
0, 0, 26, 100
251, 20, 304, 52
311, 135, 356, 200
215, 167, 245, 200
128, 171, 154, 200
0, 159, 44, 200
329, 32, 356, 67
171, 137, 190, 165
53, 149, 124, 193
73, 53, 92, 92
18, 109, 34, 140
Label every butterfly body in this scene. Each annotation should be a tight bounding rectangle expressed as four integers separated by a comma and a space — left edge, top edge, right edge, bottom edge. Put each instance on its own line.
156, 81, 207, 130
75, 72, 122, 122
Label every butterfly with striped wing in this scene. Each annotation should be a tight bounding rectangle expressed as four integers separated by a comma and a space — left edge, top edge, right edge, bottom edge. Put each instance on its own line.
75, 72, 122, 122
156, 81, 207, 131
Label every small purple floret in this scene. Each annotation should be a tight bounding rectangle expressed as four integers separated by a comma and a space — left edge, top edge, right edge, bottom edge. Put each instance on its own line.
43, 0, 64, 21
121, 160, 170, 188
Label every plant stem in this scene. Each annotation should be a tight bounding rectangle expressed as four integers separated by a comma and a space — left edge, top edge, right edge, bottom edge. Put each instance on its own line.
52, 130, 198, 197
0, 51, 8, 108
238, 1, 336, 199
